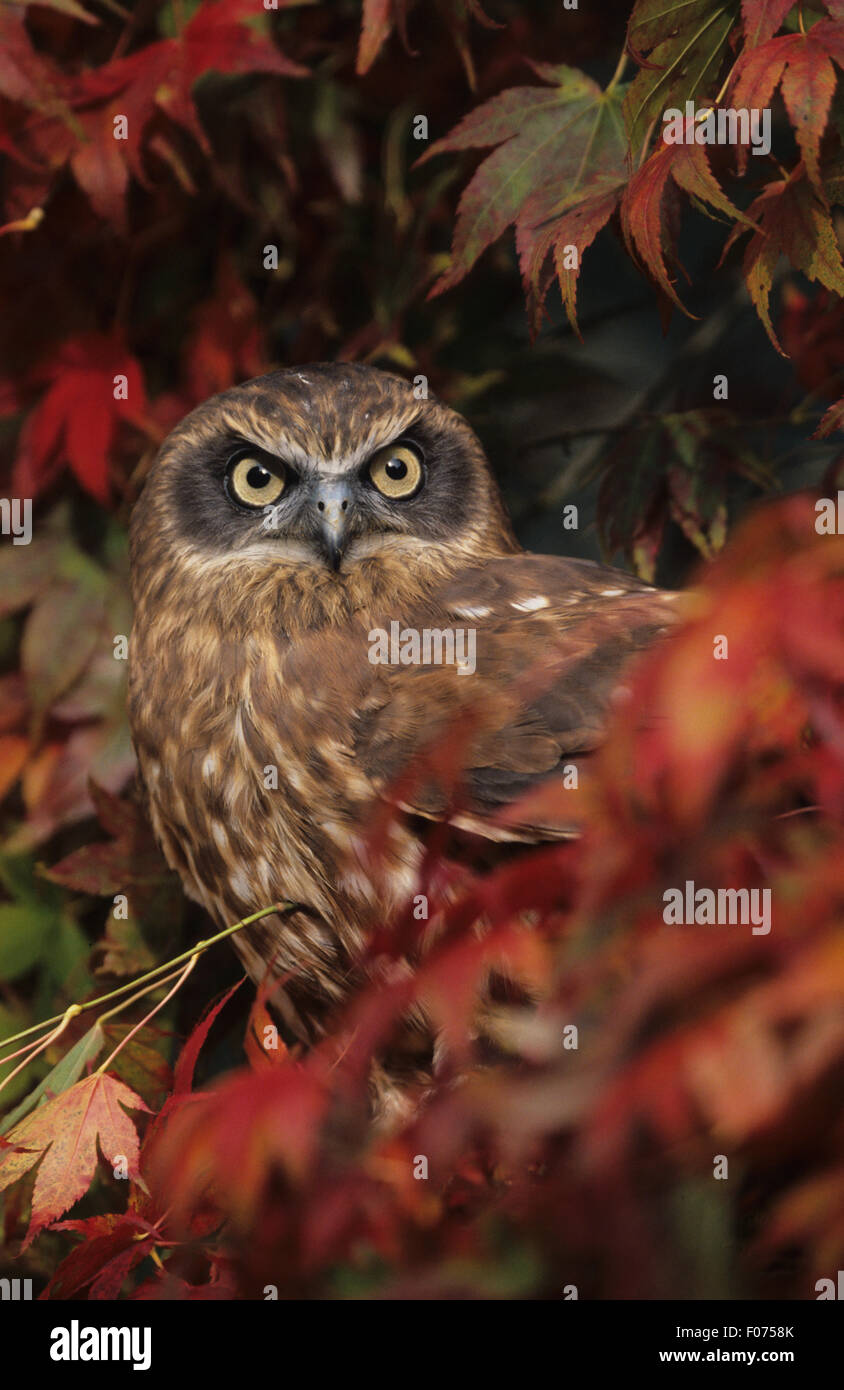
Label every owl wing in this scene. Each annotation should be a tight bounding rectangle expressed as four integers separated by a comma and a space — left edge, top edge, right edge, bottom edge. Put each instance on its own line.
353, 553, 680, 841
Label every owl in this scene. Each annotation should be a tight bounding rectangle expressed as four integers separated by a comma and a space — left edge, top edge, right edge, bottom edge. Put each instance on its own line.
128, 364, 678, 1117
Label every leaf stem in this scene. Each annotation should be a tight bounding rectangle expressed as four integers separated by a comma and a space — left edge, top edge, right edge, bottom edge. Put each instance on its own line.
0, 1009, 77, 1102
607, 48, 629, 94
713, 54, 739, 108
0, 902, 295, 1059
96, 956, 198, 1076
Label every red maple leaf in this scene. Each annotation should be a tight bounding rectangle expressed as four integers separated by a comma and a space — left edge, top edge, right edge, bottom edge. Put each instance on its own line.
70, 0, 308, 183
621, 128, 755, 313
0, 2, 307, 231
740, 0, 796, 47
44, 1213, 153, 1300
778, 284, 844, 393
731, 19, 844, 187
12, 331, 147, 503
181, 256, 268, 403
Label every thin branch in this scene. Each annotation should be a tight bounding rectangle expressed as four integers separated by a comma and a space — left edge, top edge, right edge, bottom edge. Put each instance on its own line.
0, 1009, 78, 1102
0, 901, 296, 1059
96, 955, 199, 1075
607, 48, 630, 94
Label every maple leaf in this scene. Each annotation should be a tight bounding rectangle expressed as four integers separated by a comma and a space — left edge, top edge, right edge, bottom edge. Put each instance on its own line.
173, 979, 245, 1096
598, 410, 771, 579
518, 188, 623, 338
778, 284, 844, 393
740, 0, 795, 47
357, 0, 395, 75
45, 1211, 160, 1299
419, 64, 628, 302
2, 3, 307, 231
181, 256, 268, 403
434, 0, 502, 92
87, 0, 306, 175
45, 781, 170, 897
620, 128, 755, 312
0, 1023, 105, 1134
356, 0, 494, 82
624, 0, 740, 159
731, 20, 844, 188
152, 1066, 329, 1228
722, 163, 844, 352
13, 331, 147, 502
0, 12, 65, 109
0, 1071, 149, 1245
814, 393, 844, 436
133, 979, 246, 1197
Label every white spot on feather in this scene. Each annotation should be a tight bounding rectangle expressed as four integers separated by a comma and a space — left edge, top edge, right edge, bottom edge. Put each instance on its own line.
511, 595, 549, 612
228, 869, 252, 901
286, 766, 305, 793
452, 603, 491, 619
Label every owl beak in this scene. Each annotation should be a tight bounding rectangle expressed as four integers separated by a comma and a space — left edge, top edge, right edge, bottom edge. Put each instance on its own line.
315, 480, 354, 571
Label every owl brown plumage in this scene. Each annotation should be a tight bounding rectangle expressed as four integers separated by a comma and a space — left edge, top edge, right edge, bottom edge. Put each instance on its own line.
128, 363, 678, 1114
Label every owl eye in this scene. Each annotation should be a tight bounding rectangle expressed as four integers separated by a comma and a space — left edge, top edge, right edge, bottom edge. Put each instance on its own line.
367, 441, 424, 500
226, 453, 287, 509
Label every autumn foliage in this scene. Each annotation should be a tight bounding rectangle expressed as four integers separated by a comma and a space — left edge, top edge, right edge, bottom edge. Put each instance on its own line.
1, 0, 844, 1300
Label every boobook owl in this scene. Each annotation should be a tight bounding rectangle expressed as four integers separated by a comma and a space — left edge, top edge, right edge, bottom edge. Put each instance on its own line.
128, 363, 677, 1109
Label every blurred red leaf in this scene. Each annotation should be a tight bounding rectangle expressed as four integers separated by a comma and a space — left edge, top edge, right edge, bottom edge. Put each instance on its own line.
0, 734, 29, 803
815, 395, 844, 436
0, 12, 63, 108
779, 284, 844, 392
182, 257, 267, 402
153, 1065, 329, 1228
46, 785, 169, 894
357, 0, 394, 75
13, 332, 147, 502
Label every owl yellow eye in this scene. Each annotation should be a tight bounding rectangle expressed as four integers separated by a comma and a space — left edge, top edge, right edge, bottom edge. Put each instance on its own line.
226, 454, 286, 508
367, 442, 423, 499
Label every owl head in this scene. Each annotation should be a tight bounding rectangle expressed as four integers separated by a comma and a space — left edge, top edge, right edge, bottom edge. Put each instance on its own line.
130, 364, 518, 611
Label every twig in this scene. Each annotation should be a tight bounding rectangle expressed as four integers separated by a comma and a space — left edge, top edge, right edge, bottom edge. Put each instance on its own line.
95, 955, 199, 1075
0, 901, 296, 1059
